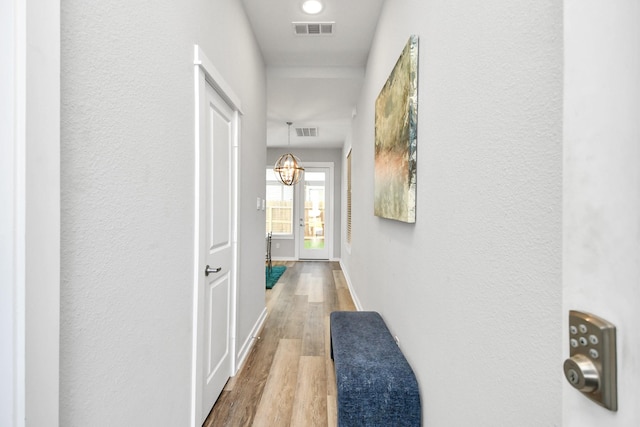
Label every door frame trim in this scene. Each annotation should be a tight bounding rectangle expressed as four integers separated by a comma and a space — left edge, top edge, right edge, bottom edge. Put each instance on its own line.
296, 162, 334, 260
2, 2, 60, 425
191, 44, 242, 426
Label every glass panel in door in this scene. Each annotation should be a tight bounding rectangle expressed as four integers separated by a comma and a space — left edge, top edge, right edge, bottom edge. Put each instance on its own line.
298, 168, 329, 259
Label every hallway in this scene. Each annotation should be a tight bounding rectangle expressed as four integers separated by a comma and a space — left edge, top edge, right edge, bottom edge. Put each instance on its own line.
204, 262, 356, 426
10, 0, 640, 425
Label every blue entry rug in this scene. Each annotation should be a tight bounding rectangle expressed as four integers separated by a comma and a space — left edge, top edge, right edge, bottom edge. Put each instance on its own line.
266, 265, 287, 289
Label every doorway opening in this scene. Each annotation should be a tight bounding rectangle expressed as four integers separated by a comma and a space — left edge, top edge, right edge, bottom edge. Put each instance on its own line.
265, 162, 334, 261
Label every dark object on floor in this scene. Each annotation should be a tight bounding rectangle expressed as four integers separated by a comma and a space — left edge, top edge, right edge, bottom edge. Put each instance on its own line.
266, 265, 286, 289
330, 311, 421, 427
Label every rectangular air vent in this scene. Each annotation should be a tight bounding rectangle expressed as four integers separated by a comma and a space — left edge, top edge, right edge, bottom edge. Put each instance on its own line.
295, 127, 319, 137
293, 22, 335, 36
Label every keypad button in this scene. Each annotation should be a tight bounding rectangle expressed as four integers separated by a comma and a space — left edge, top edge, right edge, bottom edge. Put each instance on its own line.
579, 324, 588, 334
570, 325, 578, 335
579, 337, 588, 346
589, 348, 599, 359
570, 338, 579, 348
589, 334, 599, 345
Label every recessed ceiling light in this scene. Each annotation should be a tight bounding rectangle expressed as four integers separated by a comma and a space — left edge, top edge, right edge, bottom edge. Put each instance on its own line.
302, 0, 323, 15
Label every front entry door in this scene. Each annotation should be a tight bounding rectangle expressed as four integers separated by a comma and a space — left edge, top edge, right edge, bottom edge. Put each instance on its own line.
197, 82, 236, 423
298, 167, 330, 260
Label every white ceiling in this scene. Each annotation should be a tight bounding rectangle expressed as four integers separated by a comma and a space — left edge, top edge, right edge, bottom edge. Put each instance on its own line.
241, 0, 385, 148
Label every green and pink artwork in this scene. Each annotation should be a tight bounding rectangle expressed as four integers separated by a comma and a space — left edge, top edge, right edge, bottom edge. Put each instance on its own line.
374, 35, 418, 223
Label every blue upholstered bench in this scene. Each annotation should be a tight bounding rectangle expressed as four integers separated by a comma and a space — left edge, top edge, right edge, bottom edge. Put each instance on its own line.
330, 311, 421, 426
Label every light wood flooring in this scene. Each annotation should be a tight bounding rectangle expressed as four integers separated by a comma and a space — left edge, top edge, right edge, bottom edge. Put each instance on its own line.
204, 261, 356, 427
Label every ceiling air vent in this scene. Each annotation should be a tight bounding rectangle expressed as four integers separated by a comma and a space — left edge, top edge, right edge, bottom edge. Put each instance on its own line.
293, 22, 335, 36
295, 127, 319, 137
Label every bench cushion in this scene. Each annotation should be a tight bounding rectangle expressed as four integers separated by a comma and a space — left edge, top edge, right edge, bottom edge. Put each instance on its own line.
330, 311, 421, 426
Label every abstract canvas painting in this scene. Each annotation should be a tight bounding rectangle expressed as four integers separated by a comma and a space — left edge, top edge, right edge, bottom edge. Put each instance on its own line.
374, 35, 418, 223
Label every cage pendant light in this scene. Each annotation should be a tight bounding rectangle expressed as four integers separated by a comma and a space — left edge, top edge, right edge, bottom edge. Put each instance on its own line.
274, 122, 304, 186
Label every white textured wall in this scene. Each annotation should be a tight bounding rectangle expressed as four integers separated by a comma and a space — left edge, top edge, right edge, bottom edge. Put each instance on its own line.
60, 0, 266, 425
342, 1, 562, 425
564, 0, 640, 424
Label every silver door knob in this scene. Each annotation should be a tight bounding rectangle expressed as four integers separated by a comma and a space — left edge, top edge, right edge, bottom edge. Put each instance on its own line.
205, 265, 222, 276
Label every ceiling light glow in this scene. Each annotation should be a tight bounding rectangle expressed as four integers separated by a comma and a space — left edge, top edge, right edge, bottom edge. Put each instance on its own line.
302, 0, 323, 15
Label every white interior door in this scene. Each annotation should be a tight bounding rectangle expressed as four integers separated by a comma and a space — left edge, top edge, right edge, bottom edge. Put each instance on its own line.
196, 82, 236, 424
298, 166, 330, 260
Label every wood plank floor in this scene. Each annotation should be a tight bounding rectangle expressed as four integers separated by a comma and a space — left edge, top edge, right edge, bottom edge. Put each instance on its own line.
203, 261, 356, 427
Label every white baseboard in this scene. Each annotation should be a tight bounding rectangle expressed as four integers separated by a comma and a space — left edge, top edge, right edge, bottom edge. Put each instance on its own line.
272, 257, 342, 262
338, 260, 362, 311
234, 307, 267, 375
271, 257, 297, 262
